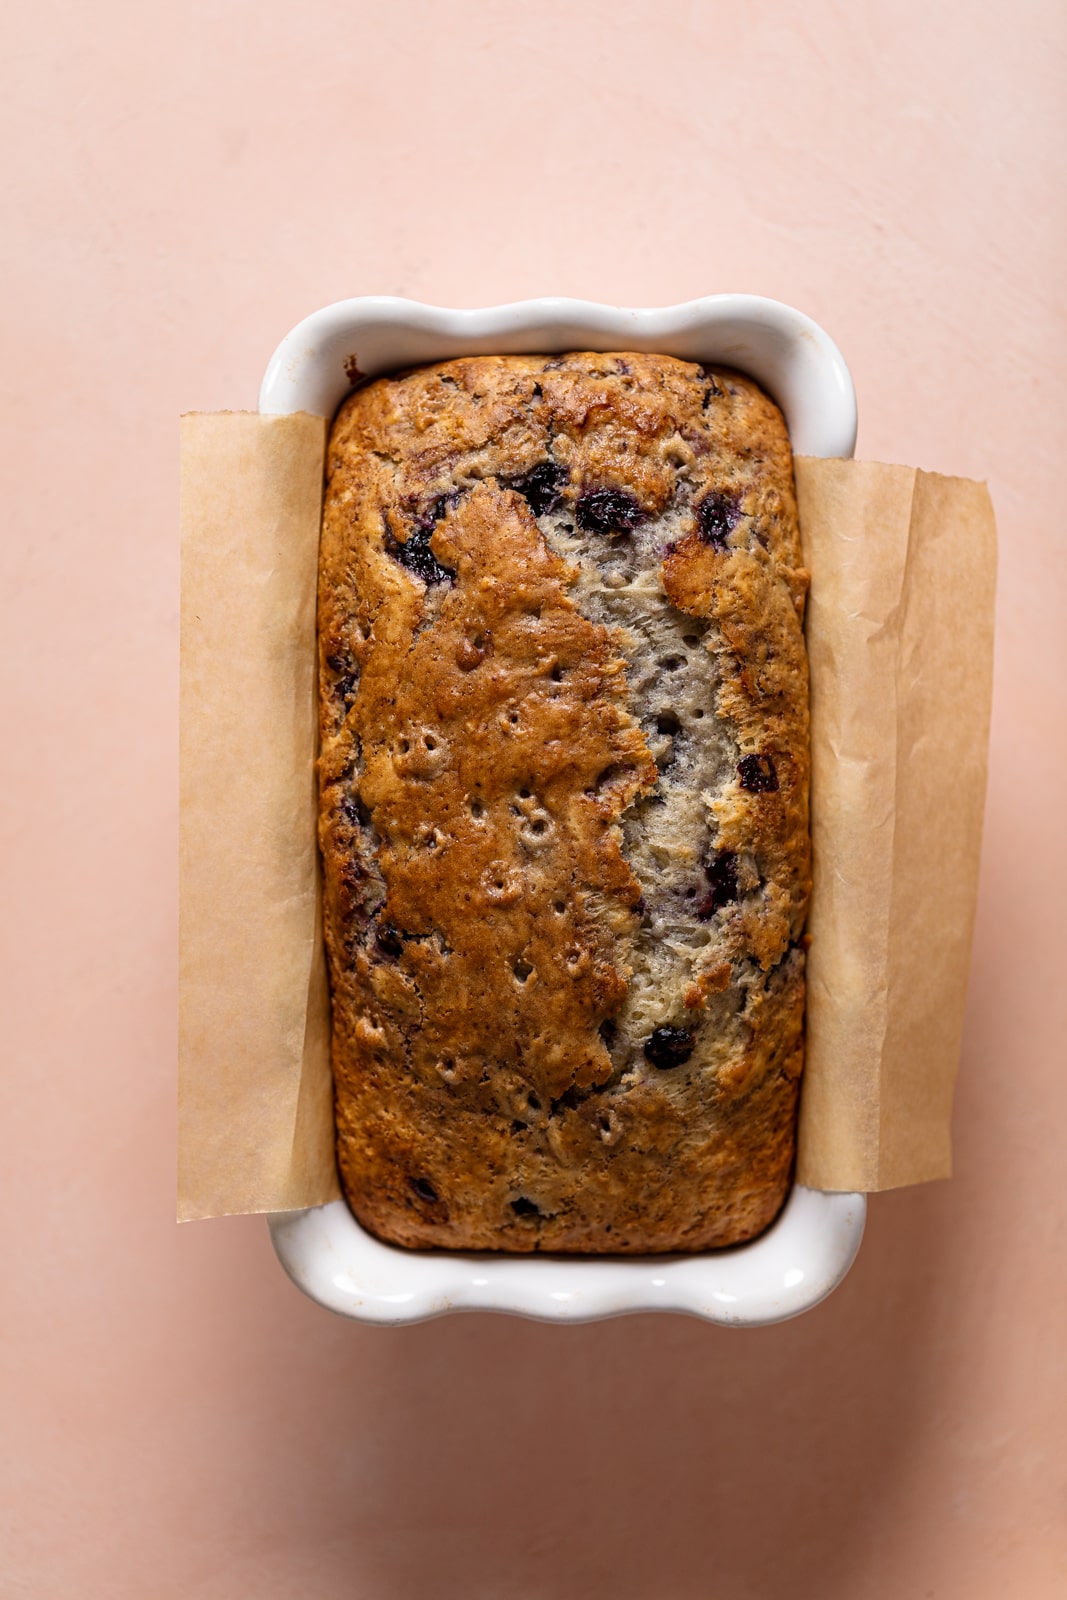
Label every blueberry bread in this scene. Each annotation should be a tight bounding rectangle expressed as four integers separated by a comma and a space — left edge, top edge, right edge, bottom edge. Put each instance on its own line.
318, 352, 810, 1252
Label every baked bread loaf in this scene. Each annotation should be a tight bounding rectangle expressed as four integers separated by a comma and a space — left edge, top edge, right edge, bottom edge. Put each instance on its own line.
318, 351, 810, 1253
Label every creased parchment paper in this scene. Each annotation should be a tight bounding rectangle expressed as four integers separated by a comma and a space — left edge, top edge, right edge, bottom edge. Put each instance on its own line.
179, 413, 337, 1219
179, 415, 995, 1219
795, 461, 996, 1190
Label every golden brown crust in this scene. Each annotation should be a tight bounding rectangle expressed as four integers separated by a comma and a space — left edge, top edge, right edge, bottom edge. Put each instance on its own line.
319, 352, 810, 1252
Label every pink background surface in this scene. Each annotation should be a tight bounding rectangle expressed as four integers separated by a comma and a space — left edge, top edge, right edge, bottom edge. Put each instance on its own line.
3, 2, 1065, 1595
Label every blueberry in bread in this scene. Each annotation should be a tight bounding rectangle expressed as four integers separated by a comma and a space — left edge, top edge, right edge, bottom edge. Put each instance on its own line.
318, 352, 810, 1252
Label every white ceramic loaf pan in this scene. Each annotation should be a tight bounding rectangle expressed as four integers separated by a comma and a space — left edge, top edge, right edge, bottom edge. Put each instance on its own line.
260, 296, 864, 1326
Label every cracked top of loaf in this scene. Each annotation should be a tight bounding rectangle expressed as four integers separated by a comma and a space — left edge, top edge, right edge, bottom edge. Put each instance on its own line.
318, 351, 810, 1253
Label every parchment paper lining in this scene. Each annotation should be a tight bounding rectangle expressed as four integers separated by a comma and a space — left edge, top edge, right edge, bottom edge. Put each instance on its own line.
178, 415, 995, 1219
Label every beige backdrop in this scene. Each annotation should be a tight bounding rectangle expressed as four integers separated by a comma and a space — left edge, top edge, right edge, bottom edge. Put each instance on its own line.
2, 2, 1064, 1595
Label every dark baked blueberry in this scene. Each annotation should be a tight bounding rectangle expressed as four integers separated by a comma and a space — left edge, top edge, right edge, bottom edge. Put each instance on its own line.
325, 651, 359, 703
697, 850, 738, 919
395, 528, 455, 585
375, 922, 405, 959
408, 1175, 439, 1204
383, 502, 457, 586
644, 1026, 695, 1069
511, 461, 567, 515
339, 794, 373, 830
510, 1196, 541, 1217
696, 491, 740, 548
575, 488, 644, 536
338, 855, 370, 893
737, 753, 779, 793
699, 366, 724, 407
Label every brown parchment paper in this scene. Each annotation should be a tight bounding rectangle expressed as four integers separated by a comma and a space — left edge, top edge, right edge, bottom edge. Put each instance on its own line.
178, 417, 995, 1218
795, 460, 996, 1190
179, 413, 338, 1220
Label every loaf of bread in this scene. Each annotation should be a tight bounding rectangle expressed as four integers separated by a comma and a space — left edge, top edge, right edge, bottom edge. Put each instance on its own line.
318, 351, 811, 1253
